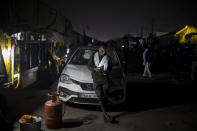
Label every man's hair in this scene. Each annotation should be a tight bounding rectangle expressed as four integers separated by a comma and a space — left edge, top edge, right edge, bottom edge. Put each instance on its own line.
99, 42, 108, 49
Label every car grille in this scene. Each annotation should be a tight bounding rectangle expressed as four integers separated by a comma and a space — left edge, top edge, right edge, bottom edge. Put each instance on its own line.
71, 79, 94, 91
71, 79, 81, 85
68, 97, 99, 105
81, 83, 94, 91
59, 86, 79, 96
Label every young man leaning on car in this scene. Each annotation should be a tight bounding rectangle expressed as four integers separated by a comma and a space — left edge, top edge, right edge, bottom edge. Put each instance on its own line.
88, 43, 114, 123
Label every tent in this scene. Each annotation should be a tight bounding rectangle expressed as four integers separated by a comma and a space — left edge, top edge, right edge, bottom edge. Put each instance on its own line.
174, 25, 197, 44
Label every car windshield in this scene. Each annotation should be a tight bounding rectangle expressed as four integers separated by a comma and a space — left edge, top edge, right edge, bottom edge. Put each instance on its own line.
69, 49, 96, 65
69, 48, 119, 66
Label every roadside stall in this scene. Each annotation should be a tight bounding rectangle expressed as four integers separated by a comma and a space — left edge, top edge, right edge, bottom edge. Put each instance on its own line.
174, 25, 197, 44
174, 25, 197, 80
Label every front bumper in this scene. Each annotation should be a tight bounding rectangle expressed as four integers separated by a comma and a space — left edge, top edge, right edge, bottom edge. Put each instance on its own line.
57, 77, 126, 105
58, 86, 99, 105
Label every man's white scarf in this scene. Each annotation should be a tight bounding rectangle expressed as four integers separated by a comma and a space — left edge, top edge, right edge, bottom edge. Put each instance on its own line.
94, 52, 109, 71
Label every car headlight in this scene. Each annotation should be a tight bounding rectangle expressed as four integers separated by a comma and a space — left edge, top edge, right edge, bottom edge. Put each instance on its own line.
60, 74, 73, 84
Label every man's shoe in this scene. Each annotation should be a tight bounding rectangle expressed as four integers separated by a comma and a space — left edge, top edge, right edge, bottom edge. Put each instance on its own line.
104, 114, 113, 123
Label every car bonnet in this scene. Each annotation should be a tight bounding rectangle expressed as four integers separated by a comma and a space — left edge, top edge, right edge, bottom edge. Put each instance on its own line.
62, 64, 93, 83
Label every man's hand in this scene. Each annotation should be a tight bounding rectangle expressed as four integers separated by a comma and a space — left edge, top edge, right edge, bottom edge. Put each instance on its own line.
94, 67, 100, 72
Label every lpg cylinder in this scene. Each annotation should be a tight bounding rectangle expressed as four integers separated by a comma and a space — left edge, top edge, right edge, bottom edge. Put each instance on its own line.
45, 92, 62, 129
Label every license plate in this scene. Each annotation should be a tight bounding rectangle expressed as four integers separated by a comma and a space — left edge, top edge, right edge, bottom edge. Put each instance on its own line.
80, 93, 97, 98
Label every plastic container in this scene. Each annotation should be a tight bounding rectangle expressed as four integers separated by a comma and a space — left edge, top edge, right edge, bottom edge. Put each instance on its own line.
19, 116, 42, 131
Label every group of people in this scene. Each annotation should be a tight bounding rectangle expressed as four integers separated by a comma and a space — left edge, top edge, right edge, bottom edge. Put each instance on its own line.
46, 43, 114, 123
122, 34, 197, 81
171, 43, 197, 80
48, 38, 197, 124
122, 34, 154, 78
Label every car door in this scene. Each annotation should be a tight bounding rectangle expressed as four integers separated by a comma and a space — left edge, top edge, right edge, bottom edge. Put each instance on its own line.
108, 49, 127, 104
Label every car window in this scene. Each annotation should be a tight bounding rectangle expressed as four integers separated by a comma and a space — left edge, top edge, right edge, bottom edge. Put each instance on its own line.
106, 49, 119, 66
69, 48, 120, 66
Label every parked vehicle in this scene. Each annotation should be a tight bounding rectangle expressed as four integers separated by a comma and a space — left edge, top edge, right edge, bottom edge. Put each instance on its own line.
57, 46, 127, 105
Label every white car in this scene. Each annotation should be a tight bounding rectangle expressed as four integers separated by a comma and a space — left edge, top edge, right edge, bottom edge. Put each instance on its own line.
57, 46, 127, 105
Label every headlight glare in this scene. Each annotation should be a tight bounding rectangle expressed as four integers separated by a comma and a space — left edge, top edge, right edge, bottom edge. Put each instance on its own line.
60, 74, 72, 84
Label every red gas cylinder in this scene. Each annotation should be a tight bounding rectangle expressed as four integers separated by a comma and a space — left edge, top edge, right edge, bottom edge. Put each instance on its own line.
45, 92, 62, 129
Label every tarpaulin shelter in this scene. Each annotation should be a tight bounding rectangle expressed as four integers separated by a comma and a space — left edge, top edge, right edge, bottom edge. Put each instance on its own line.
0, 0, 73, 43
174, 25, 197, 44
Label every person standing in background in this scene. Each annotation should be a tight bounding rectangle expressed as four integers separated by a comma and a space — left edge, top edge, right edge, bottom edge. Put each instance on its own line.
142, 44, 152, 78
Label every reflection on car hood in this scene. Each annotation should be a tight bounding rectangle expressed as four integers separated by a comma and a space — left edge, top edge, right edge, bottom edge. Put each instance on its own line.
62, 64, 93, 83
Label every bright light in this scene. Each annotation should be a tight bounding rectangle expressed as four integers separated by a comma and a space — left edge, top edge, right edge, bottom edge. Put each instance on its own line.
18, 32, 21, 40
121, 45, 125, 48
92, 39, 95, 43
42, 34, 46, 41
2, 48, 11, 60
11, 32, 22, 40
14, 73, 19, 78
67, 49, 70, 54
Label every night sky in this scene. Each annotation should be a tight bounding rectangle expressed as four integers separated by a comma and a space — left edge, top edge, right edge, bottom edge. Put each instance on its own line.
43, 0, 197, 41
